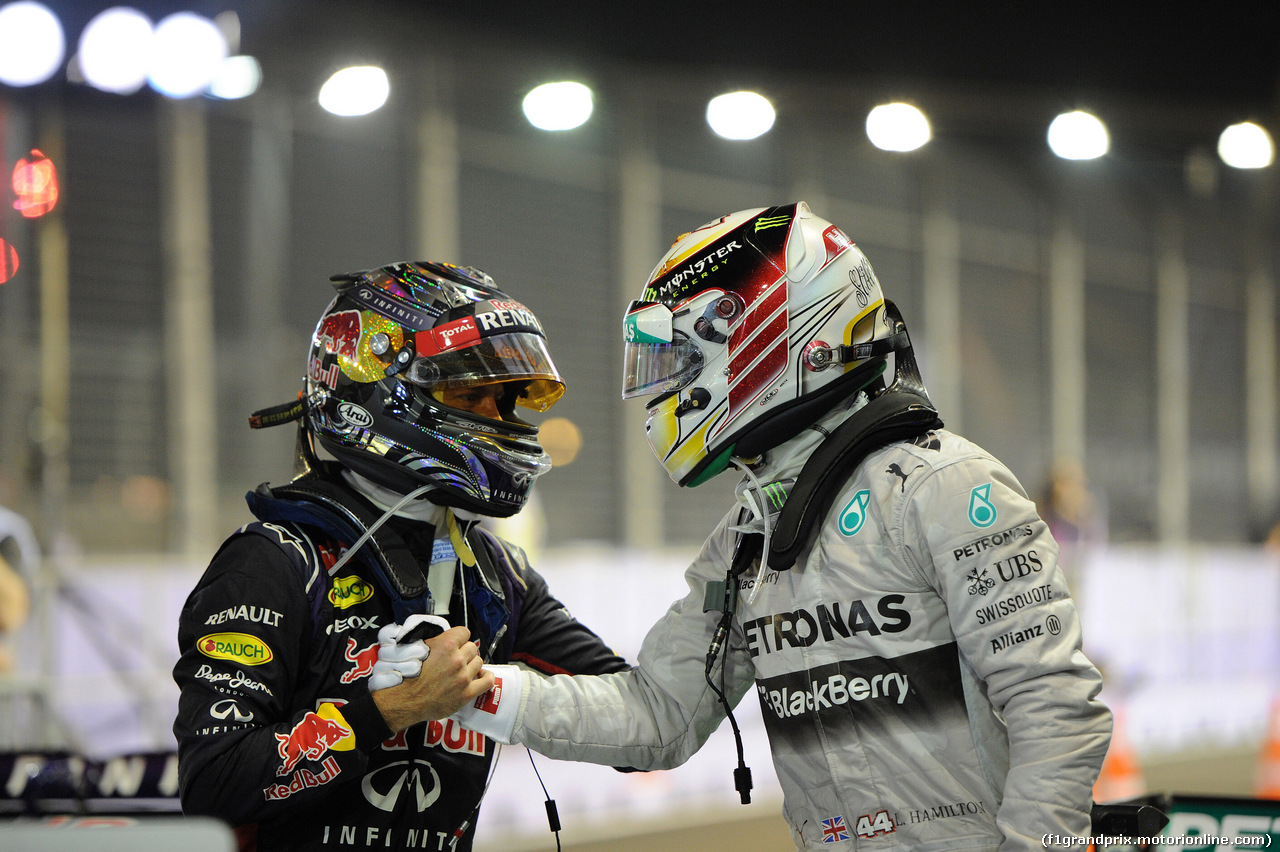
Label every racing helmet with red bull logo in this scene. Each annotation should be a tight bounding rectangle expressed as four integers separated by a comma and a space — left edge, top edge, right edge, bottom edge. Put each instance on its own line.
622, 202, 912, 487
304, 261, 565, 517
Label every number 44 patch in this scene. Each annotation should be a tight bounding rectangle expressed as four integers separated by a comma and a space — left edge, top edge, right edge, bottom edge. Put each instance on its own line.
856, 810, 895, 838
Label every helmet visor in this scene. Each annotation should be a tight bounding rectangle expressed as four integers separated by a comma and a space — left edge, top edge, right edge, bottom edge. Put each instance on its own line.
622, 301, 702, 399
407, 330, 565, 411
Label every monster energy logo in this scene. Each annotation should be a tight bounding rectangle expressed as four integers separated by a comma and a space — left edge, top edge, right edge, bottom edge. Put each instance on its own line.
762, 481, 790, 511
755, 214, 790, 231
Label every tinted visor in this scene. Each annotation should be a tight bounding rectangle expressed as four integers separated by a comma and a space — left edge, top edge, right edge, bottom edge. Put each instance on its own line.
407, 330, 565, 411
621, 300, 703, 399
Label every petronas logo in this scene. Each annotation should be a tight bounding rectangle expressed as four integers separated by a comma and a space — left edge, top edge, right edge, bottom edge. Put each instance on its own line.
838, 490, 871, 536
968, 483, 997, 528
754, 214, 790, 232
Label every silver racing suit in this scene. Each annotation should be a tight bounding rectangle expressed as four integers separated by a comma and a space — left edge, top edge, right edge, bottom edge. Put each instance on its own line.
512, 403, 1111, 851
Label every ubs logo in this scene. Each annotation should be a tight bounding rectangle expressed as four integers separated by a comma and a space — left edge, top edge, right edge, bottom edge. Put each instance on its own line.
362, 759, 441, 813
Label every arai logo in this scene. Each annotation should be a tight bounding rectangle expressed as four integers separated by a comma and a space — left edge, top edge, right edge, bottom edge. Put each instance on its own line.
337, 402, 373, 428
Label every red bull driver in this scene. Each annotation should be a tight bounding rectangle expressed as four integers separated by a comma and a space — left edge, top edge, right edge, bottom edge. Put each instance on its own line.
173, 262, 628, 851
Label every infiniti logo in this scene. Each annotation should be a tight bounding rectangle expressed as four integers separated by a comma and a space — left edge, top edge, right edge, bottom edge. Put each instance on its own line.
210, 699, 254, 722
362, 759, 441, 813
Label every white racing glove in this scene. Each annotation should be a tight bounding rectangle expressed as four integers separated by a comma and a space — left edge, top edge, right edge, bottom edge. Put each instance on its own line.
368, 614, 451, 692
448, 664, 523, 744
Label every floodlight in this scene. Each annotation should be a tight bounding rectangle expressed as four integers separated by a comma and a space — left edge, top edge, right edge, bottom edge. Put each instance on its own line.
148, 12, 228, 98
706, 91, 775, 140
319, 66, 389, 116
1218, 122, 1274, 169
0, 2, 65, 87
523, 81, 593, 131
866, 103, 931, 152
79, 6, 153, 94
1047, 111, 1109, 160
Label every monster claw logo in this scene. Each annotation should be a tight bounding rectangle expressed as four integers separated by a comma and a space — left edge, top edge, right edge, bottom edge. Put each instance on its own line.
754, 214, 790, 231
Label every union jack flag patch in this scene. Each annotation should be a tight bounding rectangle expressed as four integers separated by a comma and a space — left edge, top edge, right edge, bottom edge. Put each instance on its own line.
821, 816, 850, 843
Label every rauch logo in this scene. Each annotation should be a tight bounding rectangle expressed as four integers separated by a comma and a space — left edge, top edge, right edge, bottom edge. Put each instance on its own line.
328, 575, 374, 609
197, 632, 273, 666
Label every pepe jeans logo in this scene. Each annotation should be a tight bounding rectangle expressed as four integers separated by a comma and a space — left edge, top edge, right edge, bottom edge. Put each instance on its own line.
839, 490, 872, 536
968, 483, 997, 528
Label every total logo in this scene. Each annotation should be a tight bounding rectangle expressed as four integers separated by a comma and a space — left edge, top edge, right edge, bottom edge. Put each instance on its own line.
416, 316, 480, 356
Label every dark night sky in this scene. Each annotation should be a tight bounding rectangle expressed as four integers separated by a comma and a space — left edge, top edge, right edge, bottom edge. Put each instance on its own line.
418, 1, 1280, 112
46, 1, 1280, 114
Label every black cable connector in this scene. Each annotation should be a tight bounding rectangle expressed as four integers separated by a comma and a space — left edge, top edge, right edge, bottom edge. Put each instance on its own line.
527, 748, 562, 851
734, 766, 753, 805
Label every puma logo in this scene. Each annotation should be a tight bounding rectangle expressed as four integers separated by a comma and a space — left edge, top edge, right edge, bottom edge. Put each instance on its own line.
886, 463, 924, 491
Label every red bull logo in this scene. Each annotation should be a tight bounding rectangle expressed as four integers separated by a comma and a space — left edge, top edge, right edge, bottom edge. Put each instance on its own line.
340, 637, 379, 684
317, 310, 362, 361
425, 719, 486, 757
197, 632, 273, 666
308, 355, 339, 388
274, 710, 352, 776
264, 756, 340, 801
